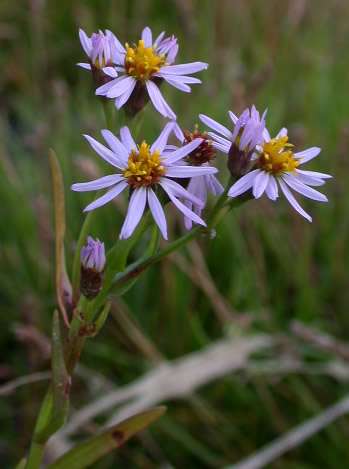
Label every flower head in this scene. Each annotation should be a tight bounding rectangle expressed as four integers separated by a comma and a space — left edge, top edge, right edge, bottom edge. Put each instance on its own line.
95, 26, 208, 118
199, 106, 266, 177
228, 128, 332, 221
72, 123, 218, 239
81, 236, 106, 272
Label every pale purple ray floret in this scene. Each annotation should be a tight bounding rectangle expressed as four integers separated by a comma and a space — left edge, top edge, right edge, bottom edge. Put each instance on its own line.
77, 29, 121, 70
227, 127, 332, 222
72, 123, 218, 240
80, 236, 106, 272
95, 26, 208, 119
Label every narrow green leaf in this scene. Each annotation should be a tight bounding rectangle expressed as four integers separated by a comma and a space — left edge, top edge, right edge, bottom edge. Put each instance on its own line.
48, 406, 166, 469
94, 301, 111, 335
49, 149, 71, 327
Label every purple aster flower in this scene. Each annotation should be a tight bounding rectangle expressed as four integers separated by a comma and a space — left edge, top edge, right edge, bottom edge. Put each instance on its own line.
199, 106, 266, 177
228, 128, 332, 222
81, 236, 106, 272
72, 122, 218, 239
95, 26, 208, 119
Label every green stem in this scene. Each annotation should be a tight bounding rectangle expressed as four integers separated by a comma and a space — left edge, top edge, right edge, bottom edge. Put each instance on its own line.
25, 441, 45, 469
102, 99, 115, 129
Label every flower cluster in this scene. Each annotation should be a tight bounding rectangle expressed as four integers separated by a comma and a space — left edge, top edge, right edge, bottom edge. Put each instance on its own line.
75, 25, 332, 241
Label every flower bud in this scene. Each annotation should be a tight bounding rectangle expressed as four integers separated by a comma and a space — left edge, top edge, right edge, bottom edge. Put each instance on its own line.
80, 237, 106, 299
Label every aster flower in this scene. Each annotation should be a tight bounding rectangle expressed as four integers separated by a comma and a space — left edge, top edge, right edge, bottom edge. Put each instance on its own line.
177, 126, 224, 230
95, 26, 208, 118
72, 123, 218, 239
227, 128, 332, 222
199, 106, 266, 177
80, 236, 106, 299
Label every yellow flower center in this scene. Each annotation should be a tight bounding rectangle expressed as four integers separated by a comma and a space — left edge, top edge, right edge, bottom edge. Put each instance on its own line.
257, 136, 300, 175
123, 141, 165, 188
125, 40, 166, 81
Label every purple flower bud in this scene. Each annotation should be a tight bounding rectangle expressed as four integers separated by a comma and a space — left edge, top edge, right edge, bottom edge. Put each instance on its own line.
81, 236, 106, 272
80, 237, 106, 299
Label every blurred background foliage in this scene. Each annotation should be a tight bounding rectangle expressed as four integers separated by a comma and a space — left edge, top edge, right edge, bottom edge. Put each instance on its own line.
1, 0, 349, 467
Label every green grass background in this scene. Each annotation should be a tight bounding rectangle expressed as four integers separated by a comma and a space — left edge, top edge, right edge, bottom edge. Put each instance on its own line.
0, 0, 348, 467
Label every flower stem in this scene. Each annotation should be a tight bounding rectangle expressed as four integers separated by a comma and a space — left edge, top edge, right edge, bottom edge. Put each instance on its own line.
25, 441, 45, 469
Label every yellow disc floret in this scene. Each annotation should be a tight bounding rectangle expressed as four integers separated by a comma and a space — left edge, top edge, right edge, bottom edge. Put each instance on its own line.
123, 141, 165, 188
125, 40, 166, 81
257, 136, 300, 175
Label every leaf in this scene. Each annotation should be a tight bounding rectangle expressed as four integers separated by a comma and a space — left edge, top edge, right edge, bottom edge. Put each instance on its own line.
35, 311, 70, 442
49, 149, 72, 326
48, 406, 166, 469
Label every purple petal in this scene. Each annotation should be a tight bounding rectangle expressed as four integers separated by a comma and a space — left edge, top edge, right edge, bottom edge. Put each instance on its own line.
166, 43, 179, 64
252, 171, 270, 198
114, 80, 136, 109
161, 182, 206, 227
106, 76, 136, 99
160, 178, 204, 207
79, 28, 91, 56
294, 147, 321, 164
120, 126, 137, 152
148, 188, 168, 239
72, 174, 123, 192
228, 169, 260, 198
101, 130, 129, 163
163, 138, 203, 164
146, 80, 176, 119
166, 165, 217, 178
96, 77, 122, 96
102, 66, 118, 78
119, 187, 147, 239
84, 134, 125, 169
83, 181, 128, 212
228, 111, 239, 124
150, 122, 176, 154
199, 114, 233, 140
77, 62, 92, 70
282, 174, 328, 202
278, 180, 312, 222
205, 174, 224, 196
159, 62, 208, 75
265, 176, 279, 200
142, 27, 153, 47
163, 77, 191, 92
276, 127, 288, 138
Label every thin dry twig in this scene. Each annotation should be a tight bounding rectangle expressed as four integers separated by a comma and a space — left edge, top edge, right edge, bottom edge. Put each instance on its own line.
291, 320, 349, 361
0, 371, 50, 396
229, 393, 349, 469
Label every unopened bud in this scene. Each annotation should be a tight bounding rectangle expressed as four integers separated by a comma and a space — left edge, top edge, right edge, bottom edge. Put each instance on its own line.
80, 237, 106, 299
